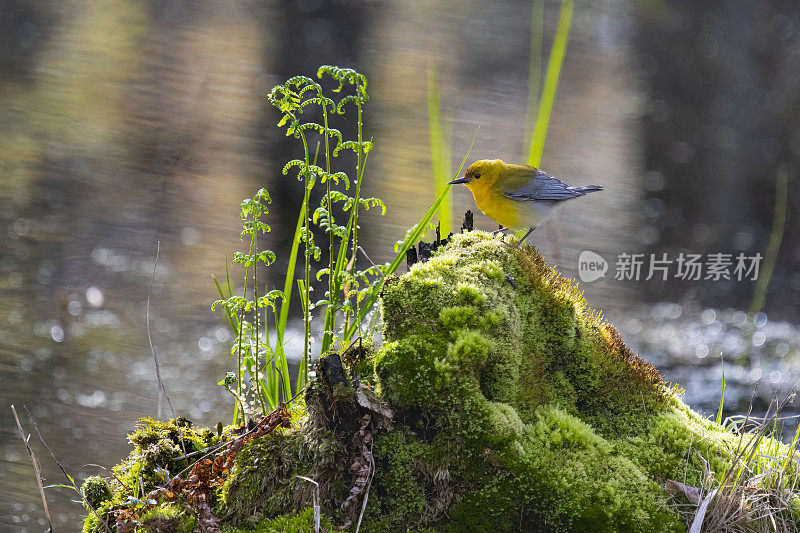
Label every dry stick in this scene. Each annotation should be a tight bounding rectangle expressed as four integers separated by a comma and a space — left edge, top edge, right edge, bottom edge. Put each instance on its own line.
171, 386, 307, 472
146, 242, 186, 459
11, 404, 52, 532
20, 405, 113, 533
296, 476, 321, 533
339, 335, 362, 358
147, 241, 175, 420
354, 440, 375, 533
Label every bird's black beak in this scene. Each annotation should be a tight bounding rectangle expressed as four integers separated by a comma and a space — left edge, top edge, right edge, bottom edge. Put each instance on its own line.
448, 176, 470, 185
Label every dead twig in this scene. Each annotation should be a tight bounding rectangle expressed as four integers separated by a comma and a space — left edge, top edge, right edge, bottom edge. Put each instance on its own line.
22, 405, 113, 533
339, 414, 376, 530
11, 404, 52, 532
296, 476, 323, 533
146, 240, 175, 420
355, 439, 375, 533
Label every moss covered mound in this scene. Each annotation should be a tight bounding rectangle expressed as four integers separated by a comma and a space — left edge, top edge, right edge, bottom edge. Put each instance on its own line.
367, 231, 718, 531
84, 232, 791, 532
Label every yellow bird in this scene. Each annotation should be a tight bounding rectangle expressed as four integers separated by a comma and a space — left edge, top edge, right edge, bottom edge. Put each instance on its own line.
448, 159, 602, 246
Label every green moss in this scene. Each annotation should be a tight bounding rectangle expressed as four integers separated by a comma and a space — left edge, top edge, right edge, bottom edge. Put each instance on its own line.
81, 476, 112, 510
81, 500, 113, 533
366, 430, 428, 530
370, 232, 772, 531
83, 232, 799, 532
140, 503, 197, 532
446, 329, 491, 369
80, 416, 227, 532
220, 430, 311, 526
439, 306, 477, 329
223, 507, 336, 533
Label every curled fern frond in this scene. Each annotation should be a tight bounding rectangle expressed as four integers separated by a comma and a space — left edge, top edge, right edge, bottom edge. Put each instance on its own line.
257, 290, 285, 311
256, 250, 277, 266
319, 171, 350, 189
316, 268, 330, 282
359, 197, 387, 215
296, 124, 345, 147
318, 65, 368, 100
284, 162, 324, 183
322, 189, 351, 208
335, 95, 359, 114
282, 159, 306, 175
312, 206, 328, 226
232, 251, 254, 267
240, 220, 271, 237
299, 96, 335, 111
333, 139, 373, 156
281, 76, 321, 101
253, 188, 272, 204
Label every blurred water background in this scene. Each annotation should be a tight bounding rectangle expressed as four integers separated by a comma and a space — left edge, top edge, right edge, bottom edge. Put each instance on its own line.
1, 0, 798, 528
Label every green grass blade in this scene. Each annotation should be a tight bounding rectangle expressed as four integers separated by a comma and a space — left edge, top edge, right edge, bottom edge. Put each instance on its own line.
782, 416, 800, 472
740, 168, 788, 364
748, 167, 788, 318
523, 0, 544, 162
428, 59, 452, 235
211, 275, 237, 332
342, 128, 479, 342
260, 376, 277, 409
324, 147, 372, 352
274, 190, 310, 379
278, 338, 292, 403
296, 278, 309, 386
715, 353, 725, 425
527, 0, 573, 167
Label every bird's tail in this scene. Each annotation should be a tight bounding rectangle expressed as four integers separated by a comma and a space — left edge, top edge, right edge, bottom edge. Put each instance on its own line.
569, 185, 603, 195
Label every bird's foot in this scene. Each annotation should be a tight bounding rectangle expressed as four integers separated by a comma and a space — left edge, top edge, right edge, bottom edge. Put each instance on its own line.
511, 227, 535, 248
492, 226, 510, 242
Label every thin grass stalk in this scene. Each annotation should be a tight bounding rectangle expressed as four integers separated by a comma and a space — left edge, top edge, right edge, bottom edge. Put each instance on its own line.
236, 265, 249, 423
321, 99, 338, 355
334, 147, 371, 344
11, 405, 53, 532
722, 392, 756, 487
269, 312, 281, 408
748, 166, 789, 317
716, 353, 726, 425
428, 60, 452, 236
324, 82, 369, 353
524, 0, 543, 163
211, 262, 237, 332
346, 79, 367, 343
249, 222, 267, 414
276, 131, 314, 399
741, 167, 788, 363
260, 315, 277, 409
299, 142, 321, 390
781, 416, 800, 472
342, 130, 478, 342
528, 0, 573, 168
212, 269, 246, 425
350, 76, 365, 289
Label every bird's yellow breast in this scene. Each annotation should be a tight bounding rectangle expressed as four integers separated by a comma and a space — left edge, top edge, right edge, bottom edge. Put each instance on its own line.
468, 184, 524, 229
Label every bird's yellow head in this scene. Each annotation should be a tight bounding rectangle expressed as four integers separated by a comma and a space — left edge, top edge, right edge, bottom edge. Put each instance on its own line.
448, 159, 505, 196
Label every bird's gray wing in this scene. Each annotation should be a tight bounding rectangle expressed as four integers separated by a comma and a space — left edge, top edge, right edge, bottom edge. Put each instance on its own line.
501, 171, 588, 201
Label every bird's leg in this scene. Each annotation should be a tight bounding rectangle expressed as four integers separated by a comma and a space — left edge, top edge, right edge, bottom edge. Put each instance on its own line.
512, 227, 535, 248
492, 225, 510, 242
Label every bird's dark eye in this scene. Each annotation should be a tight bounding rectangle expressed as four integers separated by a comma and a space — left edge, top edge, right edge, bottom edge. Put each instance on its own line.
474, 173, 481, 179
